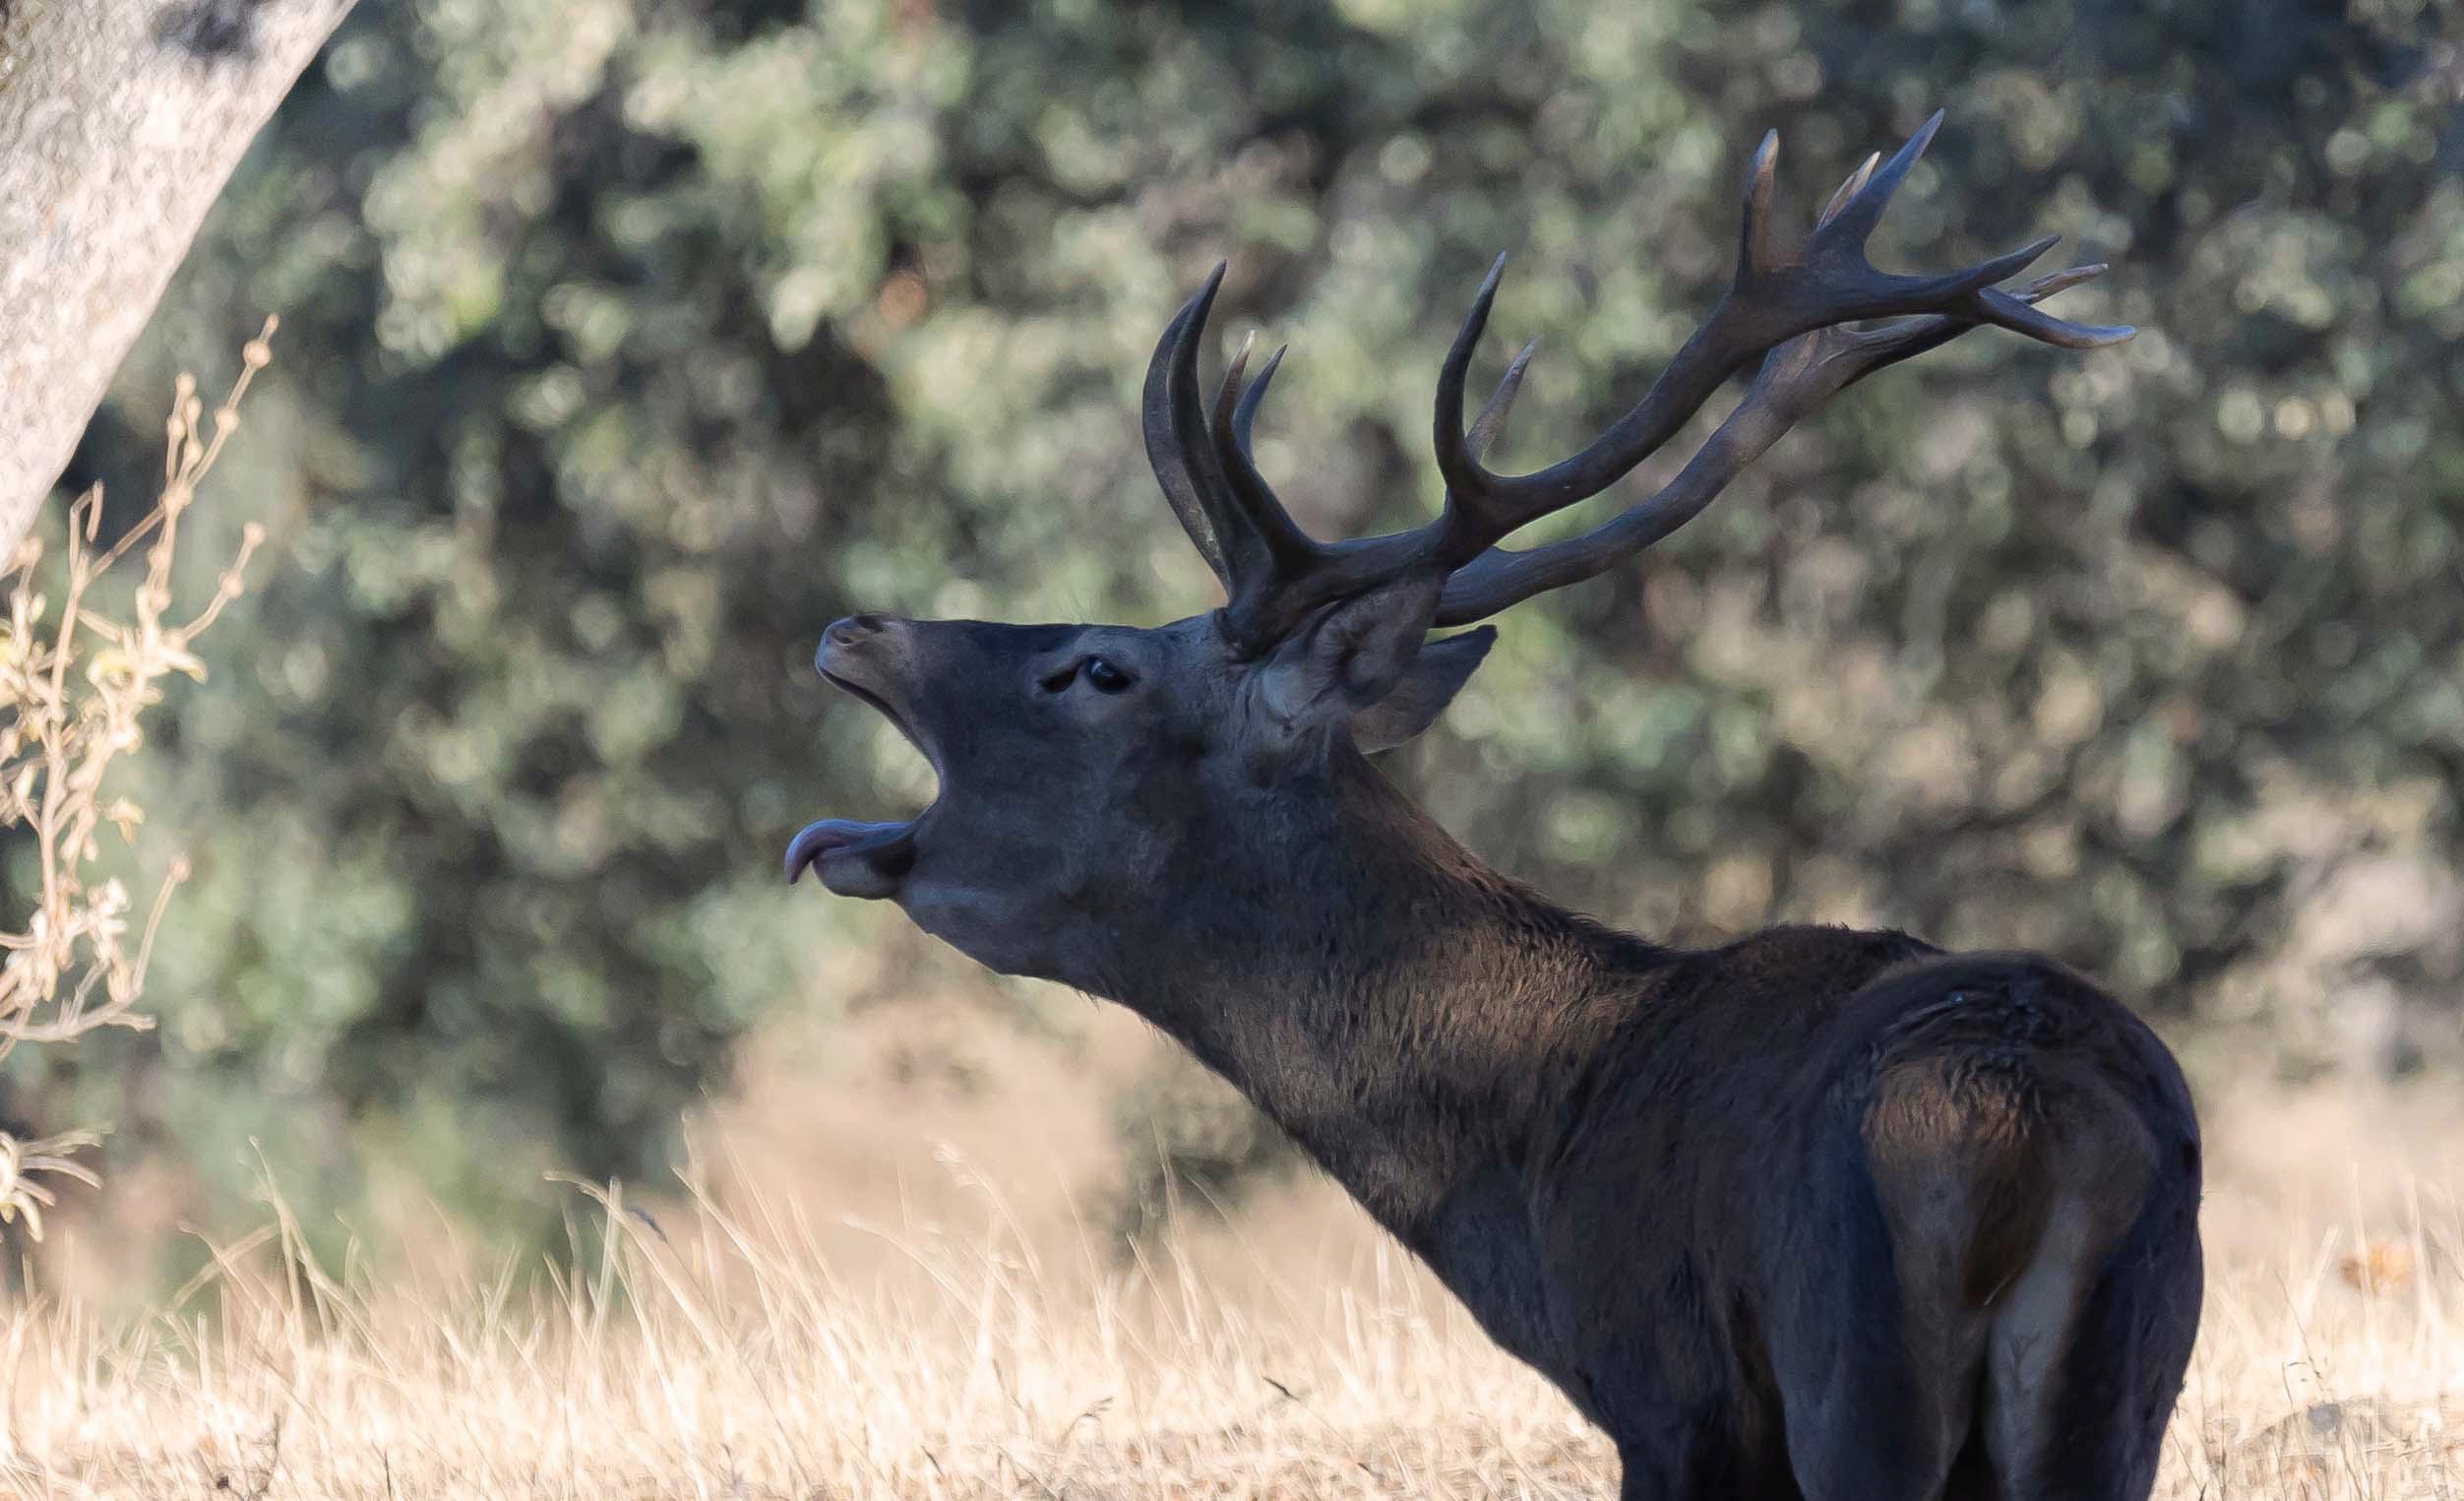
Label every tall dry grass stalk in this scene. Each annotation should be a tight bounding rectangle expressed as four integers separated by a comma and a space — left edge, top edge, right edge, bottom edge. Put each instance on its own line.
0, 327, 272, 1237
2, 1137, 2458, 1498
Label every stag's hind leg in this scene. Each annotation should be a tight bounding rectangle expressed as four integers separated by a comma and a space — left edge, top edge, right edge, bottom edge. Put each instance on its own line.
1767, 1297, 1986, 1499
1763, 1141, 1989, 1501
1778, 1363, 1979, 1501
1984, 1164, 2202, 1500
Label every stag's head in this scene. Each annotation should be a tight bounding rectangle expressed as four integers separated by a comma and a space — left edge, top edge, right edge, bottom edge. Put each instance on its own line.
787, 114, 2129, 986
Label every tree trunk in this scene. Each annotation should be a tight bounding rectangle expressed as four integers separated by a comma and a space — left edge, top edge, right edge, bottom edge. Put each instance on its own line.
0, 0, 353, 553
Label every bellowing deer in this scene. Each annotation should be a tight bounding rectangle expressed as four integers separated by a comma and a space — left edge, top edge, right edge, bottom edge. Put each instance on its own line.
788, 114, 2201, 1501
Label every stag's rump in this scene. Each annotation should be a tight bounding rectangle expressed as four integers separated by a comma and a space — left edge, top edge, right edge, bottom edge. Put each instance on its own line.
1759, 950, 2202, 1499
1841, 951, 2198, 1320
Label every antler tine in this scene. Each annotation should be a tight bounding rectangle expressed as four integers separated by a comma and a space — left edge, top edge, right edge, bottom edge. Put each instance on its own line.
1428, 253, 1511, 543
1144, 265, 1260, 593
1208, 334, 1321, 575
1213, 329, 1256, 433
1207, 328, 1262, 528
1815, 263, 2129, 372
1433, 263, 2131, 626
1428, 248, 1715, 565
1465, 339, 1537, 464
1972, 281, 2134, 348
1818, 152, 1881, 231
1229, 343, 1285, 449
1738, 130, 1782, 281
1809, 108, 1941, 254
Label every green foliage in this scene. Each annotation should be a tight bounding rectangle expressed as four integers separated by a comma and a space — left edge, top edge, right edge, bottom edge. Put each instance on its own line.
54, 0, 2464, 1252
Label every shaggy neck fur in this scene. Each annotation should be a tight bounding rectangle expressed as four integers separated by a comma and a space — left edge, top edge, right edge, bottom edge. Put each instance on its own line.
1093, 747, 1665, 1237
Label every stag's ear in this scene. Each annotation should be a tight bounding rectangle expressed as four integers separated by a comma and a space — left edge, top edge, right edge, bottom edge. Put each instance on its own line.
1255, 577, 1444, 736
1352, 625, 1494, 752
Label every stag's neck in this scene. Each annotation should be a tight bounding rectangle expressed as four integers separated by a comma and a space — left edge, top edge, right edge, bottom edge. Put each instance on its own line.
1097, 750, 1661, 1234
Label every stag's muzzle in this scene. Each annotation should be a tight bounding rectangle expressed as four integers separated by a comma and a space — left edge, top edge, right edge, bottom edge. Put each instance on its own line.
788, 614, 933, 899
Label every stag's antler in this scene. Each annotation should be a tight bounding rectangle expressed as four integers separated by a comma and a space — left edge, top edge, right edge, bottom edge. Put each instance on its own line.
1144, 112, 2131, 652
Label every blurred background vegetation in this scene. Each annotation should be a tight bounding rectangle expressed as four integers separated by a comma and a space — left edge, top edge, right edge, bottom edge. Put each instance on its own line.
14, 0, 2462, 1280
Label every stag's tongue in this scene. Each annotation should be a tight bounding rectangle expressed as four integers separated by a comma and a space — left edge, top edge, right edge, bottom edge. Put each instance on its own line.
784, 818, 917, 899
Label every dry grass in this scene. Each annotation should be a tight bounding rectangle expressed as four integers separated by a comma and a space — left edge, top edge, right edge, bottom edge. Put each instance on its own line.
3, 1079, 2462, 1499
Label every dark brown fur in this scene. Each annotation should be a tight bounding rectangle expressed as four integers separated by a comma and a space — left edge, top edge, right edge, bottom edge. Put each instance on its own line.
792, 126, 2198, 1493
801, 624, 2203, 1501
1160, 757, 2205, 1501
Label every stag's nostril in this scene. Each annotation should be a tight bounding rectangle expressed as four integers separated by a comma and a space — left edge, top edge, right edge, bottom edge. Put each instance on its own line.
818, 613, 898, 675
826, 613, 890, 647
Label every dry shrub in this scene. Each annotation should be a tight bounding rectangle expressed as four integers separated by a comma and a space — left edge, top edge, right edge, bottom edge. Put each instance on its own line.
0, 324, 272, 1237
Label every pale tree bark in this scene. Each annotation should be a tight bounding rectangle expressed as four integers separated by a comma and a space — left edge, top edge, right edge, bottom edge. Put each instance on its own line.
0, 0, 353, 555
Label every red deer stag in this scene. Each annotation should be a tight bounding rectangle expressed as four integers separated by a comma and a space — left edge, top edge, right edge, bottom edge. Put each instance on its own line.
788, 113, 2201, 1501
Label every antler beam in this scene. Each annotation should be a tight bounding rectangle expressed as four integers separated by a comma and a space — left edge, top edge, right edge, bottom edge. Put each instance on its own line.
1432, 264, 2117, 624
1142, 111, 2132, 651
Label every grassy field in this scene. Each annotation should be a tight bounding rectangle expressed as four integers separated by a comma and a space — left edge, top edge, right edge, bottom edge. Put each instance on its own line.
6, 1057, 2461, 1497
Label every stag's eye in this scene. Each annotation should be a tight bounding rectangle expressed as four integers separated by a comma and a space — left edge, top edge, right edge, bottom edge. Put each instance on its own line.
1038, 657, 1136, 695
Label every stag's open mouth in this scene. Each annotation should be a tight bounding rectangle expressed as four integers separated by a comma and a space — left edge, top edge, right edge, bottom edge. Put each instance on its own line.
783, 814, 917, 897
785, 664, 936, 900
